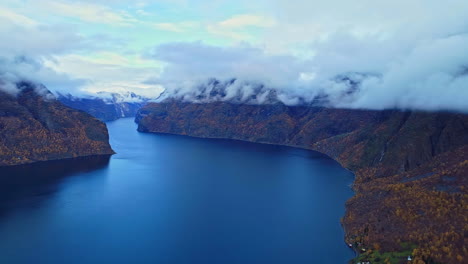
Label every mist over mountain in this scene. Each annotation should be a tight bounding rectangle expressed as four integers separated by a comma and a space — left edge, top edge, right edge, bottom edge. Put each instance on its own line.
57, 91, 152, 121
147, 35, 468, 112
2, 0, 468, 113
154, 73, 377, 107
1, 1, 467, 263
0, 55, 86, 96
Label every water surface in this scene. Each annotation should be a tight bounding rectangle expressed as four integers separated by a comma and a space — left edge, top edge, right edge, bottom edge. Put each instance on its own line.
0, 118, 354, 263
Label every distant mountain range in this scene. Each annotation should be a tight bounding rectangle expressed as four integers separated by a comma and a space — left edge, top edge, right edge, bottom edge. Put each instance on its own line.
57, 92, 153, 122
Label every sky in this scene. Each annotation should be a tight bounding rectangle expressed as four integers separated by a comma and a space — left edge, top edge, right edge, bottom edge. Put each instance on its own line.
0, 0, 467, 111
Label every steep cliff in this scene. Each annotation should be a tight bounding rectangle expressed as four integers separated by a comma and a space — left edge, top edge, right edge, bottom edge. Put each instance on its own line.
136, 101, 468, 263
0, 82, 115, 166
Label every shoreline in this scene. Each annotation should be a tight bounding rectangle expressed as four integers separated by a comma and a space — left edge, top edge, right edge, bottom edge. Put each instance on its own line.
135, 102, 468, 263
136, 129, 360, 262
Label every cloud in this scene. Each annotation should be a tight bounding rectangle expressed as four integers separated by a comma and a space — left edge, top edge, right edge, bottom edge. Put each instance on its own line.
0, 8, 88, 95
0, 7, 86, 58
218, 15, 275, 28
259, 0, 468, 55
138, 0, 468, 112
0, 55, 86, 96
149, 14, 274, 40
347, 33, 468, 111
39, 0, 137, 26
151, 21, 200, 33
0, 25, 84, 58
147, 42, 309, 88
146, 29, 468, 112
0, 7, 38, 27
0, 4, 145, 97
45, 53, 164, 97
1, 0, 468, 112
0, 52, 163, 98
0, 18, 127, 97
206, 14, 275, 41
146, 42, 319, 104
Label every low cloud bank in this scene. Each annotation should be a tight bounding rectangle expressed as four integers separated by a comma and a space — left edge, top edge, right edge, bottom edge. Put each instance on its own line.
147, 32, 468, 112
146, 0, 468, 113
1, 0, 467, 112
0, 55, 86, 96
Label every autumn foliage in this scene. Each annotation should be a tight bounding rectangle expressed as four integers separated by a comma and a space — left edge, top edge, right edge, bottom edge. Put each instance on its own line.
137, 101, 468, 264
0, 83, 114, 166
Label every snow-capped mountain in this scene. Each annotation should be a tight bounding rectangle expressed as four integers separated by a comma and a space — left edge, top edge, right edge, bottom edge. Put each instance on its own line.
57, 92, 153, 122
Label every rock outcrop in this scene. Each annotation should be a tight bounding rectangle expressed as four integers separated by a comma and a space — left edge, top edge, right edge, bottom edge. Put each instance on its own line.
136, 101, 468, 264
0, 82, 115, 166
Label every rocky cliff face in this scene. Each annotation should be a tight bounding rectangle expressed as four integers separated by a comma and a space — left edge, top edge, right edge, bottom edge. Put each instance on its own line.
0, 82, 115, 166
58, 92, 149, 122
136, 101, 468, 264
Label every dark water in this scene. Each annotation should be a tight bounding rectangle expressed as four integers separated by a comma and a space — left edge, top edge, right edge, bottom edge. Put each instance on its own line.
0, 118, 354, 263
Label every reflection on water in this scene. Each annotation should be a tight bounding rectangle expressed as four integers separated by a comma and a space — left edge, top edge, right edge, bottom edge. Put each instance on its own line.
0, 155, 111, 217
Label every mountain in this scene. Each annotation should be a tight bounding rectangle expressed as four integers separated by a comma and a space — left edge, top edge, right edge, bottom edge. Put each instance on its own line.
155, 75, 377, 107
0, 82, 114, 166
157, 78, 283, 105
136, 100, 468, 264
58, 92, 150, 122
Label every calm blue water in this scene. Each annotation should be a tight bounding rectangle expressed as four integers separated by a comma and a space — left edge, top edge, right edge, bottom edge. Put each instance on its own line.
0, 118, 354, 263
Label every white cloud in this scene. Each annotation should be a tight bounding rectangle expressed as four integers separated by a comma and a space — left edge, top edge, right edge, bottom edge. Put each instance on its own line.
0, 1, 151, 96
39, 1, 137, 26
147, 42, 307, 86
218, 14, 275, 28
146, 29, 468, 112
0, 56, 86, 96
0, 7, 38, 27
45, 53, 163, 97
149, 14, 274, 39
137, 0, 468, 112
0, 7, 84, 57
205, 14, 275, 41
261, 0, 468, 53
1, 0, 468, 112
151, 21, 200, 33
